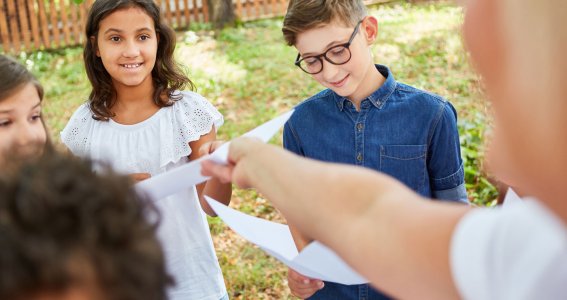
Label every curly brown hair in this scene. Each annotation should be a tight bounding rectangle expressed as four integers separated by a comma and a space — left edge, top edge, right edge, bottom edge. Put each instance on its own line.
83, 0, 193, 121
0, 151, 172, 300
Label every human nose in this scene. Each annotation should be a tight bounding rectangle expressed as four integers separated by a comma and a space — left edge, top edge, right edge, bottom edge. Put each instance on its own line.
320, 59, 340, 81
122, 39, 141, 58
15, 122, 39, 147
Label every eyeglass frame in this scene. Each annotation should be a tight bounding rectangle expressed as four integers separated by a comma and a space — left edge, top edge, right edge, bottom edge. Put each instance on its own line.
294, 19, 364, 75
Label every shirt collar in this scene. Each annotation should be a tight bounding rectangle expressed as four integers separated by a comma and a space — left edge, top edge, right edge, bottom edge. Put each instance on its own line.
334, 64, 397, 111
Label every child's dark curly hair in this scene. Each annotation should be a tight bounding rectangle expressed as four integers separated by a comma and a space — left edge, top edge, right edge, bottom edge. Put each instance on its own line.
0, 152, 172, 300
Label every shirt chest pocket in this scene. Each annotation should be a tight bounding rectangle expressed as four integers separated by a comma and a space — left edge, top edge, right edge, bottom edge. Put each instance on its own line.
379, 145, 427, 192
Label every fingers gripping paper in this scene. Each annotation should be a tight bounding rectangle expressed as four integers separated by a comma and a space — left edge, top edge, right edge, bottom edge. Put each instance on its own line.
135, 110, 294, 200
135, 110, 367, 285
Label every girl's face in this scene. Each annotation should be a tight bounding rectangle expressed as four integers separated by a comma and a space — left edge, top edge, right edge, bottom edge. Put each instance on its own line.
95, 7, 158, 93
0, 83, 46, 163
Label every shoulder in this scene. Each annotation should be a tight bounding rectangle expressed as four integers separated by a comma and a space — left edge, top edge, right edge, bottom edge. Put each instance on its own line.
68, 102, 94, 121
392, 83, 457, 120
60, 103, 97, 156
393, 83, 448, 108
166, 90, 223, 131
172, 90, 214, 108
170, 90, 222, 120
451, 200, 567, 299
61, 103, 97, 133
289, 89, 334, 122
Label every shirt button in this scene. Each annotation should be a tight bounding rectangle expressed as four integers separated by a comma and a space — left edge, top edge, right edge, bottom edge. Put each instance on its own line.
357, 153, 363, 161
357, 123, 363, 131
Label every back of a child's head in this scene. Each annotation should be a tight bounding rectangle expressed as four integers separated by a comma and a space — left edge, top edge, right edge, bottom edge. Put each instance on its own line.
0, 54, 43, 104
282, 0, 367, 46
0, 151, 171, 300
83, 0, 191, 121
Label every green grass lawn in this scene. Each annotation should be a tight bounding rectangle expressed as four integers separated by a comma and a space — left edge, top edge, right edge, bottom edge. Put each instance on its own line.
15, 1, 497, 298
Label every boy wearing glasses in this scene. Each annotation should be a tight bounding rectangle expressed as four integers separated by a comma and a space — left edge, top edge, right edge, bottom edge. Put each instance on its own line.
282, 0, 467, 299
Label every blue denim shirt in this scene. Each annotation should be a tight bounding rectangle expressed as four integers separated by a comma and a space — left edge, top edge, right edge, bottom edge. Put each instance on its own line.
283, 65, 467, 300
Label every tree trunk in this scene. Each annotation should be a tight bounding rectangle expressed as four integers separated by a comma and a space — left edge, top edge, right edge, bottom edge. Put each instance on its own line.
208, 0, 235, 29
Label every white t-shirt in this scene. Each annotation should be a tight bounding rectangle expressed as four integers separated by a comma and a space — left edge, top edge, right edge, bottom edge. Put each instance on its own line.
61, 91, 227, 300
451, 198, 567, 300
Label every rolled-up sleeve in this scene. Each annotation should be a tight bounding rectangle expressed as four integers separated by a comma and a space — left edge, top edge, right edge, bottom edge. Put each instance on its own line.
428, 102, 468, 203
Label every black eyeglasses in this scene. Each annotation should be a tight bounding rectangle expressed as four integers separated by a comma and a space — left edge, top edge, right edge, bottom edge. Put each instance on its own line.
295, 20, 363, 75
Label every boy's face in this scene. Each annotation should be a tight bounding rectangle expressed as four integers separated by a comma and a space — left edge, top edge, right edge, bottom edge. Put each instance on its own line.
295, 17, 377, 100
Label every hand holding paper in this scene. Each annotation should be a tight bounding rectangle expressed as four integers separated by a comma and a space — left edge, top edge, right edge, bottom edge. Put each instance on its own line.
136, 110, 367, 285
135, 110, 294, 200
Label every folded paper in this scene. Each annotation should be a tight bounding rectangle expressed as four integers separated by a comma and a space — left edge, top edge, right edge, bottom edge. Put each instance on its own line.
205, 196, 367, 285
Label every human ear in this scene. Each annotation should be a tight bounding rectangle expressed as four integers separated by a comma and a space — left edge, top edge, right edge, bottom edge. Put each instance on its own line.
362, 16, 378, 44
90, 36, 100, 57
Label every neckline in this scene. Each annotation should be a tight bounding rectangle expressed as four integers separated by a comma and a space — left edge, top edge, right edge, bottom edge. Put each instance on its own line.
108, 107, 165, 130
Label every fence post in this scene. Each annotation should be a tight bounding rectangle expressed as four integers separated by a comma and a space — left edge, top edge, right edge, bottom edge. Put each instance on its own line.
0, 0, 11, 53
60, 0, 71, 46
48, 0, 60, 48
27, 0, 41, 50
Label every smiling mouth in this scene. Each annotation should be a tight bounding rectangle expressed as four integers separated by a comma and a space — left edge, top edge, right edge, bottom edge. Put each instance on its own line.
330, 74, 349, 86
121, 63, 143, 69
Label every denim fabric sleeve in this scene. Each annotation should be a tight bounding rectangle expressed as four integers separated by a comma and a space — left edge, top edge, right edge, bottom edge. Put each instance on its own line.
428, 101, 468, 203
283, 120, 303, 156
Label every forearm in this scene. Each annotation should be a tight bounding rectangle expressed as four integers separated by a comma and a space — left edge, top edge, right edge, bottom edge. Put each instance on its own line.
243, 144, 397, 246
288, 224, 312, 250
199, 178, 232, 216
243, 143, 469, 299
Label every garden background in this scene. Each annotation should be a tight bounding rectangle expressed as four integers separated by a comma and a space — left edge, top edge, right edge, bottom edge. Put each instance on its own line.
4, 0, 498, 298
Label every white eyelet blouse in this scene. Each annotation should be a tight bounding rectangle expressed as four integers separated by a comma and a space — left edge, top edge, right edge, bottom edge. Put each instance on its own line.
61, 91, 227, 300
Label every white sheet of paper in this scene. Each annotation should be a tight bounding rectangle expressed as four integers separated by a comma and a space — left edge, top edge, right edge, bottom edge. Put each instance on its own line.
205, 196, 368, 285
135, 110, 294, 200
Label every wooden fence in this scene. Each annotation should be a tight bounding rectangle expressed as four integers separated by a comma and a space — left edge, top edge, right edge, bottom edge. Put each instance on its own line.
0, 0, 391, 54
0, 0, 213, 54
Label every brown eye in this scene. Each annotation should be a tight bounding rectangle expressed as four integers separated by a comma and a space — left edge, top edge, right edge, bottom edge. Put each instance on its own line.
31, 114, 42, 122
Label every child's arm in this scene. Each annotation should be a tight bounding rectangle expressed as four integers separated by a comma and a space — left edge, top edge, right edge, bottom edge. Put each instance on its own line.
428, 102, 468, 203
282, 121, 311, 250
189, 127, 232, 216
129, 173, 151, 182
282, 121, 324, 296
288, 224, 325, 297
